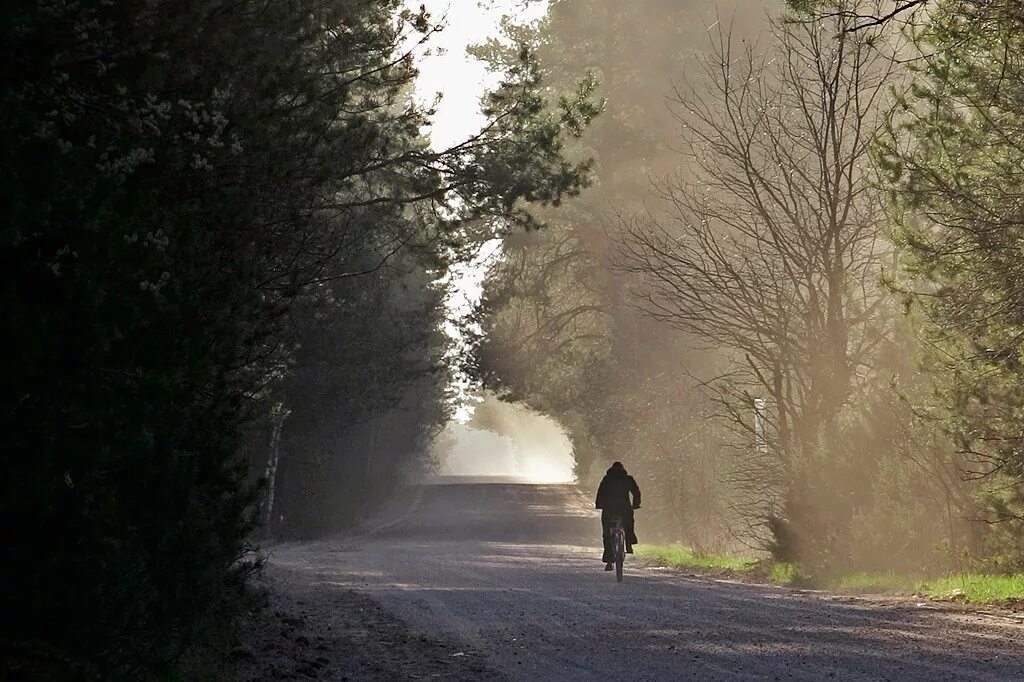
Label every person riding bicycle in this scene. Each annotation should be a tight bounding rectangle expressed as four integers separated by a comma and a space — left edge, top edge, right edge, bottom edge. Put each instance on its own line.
595, 461, 641, 571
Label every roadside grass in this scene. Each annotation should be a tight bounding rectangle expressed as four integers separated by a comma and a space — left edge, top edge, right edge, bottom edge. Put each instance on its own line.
635, 544, 757, 572
831, 571, 1024, 603
770, 562, 805, 585
635, 545, 1024, 606
916, 573, 1024, 603
835, 571, 918, 593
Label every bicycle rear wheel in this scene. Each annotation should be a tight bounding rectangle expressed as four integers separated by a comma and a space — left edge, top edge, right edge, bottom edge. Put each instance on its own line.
613, 530, 625, 582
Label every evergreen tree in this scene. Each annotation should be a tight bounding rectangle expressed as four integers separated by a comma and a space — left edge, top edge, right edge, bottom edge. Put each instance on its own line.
875, 0, 1024, 568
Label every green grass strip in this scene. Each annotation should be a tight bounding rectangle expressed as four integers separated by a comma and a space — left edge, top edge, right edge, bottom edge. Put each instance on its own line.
917, 573, 1024, 603
832, 571, 1024, 603
635, 544, 757, 571
636, 547, 1024, 605
770, 562, 803, 585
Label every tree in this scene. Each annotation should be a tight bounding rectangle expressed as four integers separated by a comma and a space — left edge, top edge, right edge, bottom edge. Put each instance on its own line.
0, 0, 598, 675
473, 228, 614, 465
616, 10, 895, 564
269, 249, 451, 537
789, 0, 930, 30
260, 12, 603, 539
875, 0, 1024, 568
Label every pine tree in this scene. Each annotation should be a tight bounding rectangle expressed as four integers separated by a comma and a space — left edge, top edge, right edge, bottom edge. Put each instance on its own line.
875, 0, 1024, 568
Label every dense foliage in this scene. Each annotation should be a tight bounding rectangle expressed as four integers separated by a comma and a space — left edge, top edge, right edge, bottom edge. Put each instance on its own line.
0, 0, 597, 676
876, 0, 1024, 568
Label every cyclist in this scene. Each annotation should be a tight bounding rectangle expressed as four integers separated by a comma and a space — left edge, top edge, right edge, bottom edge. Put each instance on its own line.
595, 461, 641, 570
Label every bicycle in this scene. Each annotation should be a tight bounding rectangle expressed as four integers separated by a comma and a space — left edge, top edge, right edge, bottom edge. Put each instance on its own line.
609, 517, 626, 582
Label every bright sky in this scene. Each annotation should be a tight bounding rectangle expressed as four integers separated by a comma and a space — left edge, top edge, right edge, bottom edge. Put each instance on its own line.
406, 0, 549, 150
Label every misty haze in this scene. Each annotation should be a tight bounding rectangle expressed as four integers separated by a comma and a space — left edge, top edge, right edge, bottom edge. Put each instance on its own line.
433, 393, 576, 483
4, 0, 1024, 680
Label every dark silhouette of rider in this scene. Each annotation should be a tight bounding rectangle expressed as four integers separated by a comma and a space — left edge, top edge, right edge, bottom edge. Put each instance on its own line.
595, 461, 641, 569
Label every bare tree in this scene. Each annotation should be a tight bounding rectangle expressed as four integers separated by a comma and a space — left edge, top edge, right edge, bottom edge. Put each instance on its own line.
616, 9, 896, 559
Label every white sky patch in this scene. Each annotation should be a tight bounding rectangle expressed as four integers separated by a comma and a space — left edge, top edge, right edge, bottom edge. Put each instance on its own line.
407, 0, 549, 151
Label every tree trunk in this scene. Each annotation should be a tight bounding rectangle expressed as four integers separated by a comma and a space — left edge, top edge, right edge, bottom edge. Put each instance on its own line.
262, 403, 290, 538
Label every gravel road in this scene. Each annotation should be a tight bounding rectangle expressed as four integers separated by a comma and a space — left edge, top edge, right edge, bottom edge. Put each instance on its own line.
258, 479, 1024, 681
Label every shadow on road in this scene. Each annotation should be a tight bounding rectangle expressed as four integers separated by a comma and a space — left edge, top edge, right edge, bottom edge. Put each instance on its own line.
264, 480, 1024, 681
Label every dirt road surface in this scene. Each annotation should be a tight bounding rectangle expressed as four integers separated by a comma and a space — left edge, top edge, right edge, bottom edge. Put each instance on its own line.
250, 479, 1024, 681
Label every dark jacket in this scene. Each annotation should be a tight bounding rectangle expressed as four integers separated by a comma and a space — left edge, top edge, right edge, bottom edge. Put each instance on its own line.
595, 464, 641, 511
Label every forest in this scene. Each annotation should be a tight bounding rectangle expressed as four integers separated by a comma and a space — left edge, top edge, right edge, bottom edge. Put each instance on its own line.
3, 0, 1023, 678
478, 0, 1024, 574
